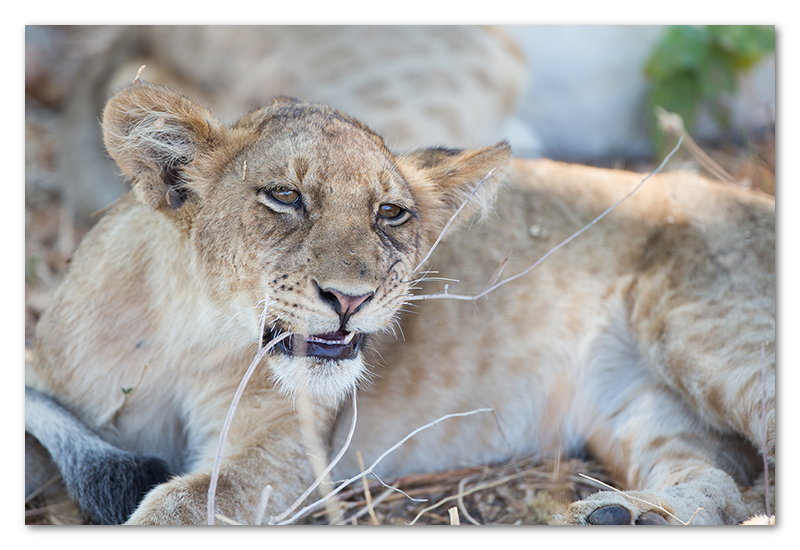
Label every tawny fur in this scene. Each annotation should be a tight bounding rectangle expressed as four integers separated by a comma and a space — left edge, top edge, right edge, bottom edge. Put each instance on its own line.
27, 82, 774, 525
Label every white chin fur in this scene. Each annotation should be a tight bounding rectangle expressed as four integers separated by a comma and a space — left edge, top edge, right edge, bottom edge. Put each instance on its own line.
269, 353, 365, 404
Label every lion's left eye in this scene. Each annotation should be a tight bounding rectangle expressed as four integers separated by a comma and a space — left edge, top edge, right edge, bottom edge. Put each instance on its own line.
378, 203, 406, 222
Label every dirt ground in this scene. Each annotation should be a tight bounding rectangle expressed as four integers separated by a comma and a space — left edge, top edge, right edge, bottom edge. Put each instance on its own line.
23, 29, 775, 525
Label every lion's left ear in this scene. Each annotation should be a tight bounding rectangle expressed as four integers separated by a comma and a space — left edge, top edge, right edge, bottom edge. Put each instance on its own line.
397, 142, 513, 241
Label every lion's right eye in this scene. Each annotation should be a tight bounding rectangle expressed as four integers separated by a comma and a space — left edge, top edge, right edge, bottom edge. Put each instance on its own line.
268, 189, 301, 205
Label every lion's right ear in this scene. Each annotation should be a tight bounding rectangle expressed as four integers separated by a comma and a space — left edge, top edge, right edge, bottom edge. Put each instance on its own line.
102, 81, 226, 210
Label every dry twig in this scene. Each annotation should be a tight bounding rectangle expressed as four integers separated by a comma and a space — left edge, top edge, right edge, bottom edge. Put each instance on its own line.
655, 106, 737, 185
409, 466, 553, 525
269, 389, 358, 524
275, 408, 495, 525
254, 485, 273, 526
25, 474, 62, 504
409, 138, 683, 303
448, 507, 460, 525
457, 475, 482, 525
206, 297, 290, 524
357, 451, 380, 525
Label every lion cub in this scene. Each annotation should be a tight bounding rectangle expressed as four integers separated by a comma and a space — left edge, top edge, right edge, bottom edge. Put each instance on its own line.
26, 82, 774, 525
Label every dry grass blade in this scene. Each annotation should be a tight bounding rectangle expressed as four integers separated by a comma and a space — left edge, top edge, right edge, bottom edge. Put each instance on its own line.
409, 467, 551, 525
215, 513, 243, 525
206, 329, 291, 525
655, 106, 737, 185
270, 389, 358, 524
25, 474, 62, 504
357, 451, 380, 525
277, 408, 495, 525
254, 485, 273, 526
338, 487, 394, 525
448, 507, 460, 525
25, 501, 78, 518
483, 253, 511, 293
457, 476, 482, 525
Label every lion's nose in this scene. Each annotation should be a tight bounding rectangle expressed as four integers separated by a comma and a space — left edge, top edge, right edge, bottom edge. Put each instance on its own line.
316, 284, 374, 326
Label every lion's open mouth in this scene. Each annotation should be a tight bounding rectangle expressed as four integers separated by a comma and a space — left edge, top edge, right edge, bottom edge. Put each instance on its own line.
271, 329, 363, 361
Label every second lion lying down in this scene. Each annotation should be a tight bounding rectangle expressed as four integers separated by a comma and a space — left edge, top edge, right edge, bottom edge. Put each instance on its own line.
25, 82, 775, 525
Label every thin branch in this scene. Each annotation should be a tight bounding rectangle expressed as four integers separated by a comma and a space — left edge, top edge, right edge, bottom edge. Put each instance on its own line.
370, 471, 428, 502
270, 389, 359, 524
408, 466, 539, 525
254, 485, 273, 526
448, 507, 461, 525
409, 138, 684, 303
655, 106, 737, 185
25, 474, 62, 504
457, 476, 482, 525
215, 513, 243, 525
337, 487, 394, 525
206, 330, 291, 525
275, 408, 494, 525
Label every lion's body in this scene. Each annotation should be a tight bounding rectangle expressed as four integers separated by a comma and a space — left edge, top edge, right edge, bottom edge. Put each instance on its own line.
335, 161, 775, 525
25, 83, 774, 525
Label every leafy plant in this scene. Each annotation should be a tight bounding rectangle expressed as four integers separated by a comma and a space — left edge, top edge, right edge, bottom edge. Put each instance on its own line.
644, 25, 775, 149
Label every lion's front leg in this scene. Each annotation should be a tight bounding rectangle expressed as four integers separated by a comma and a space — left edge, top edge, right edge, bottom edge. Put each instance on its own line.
558, 330, 761, 525
551, 471, 749, 525
126, 464, 315, 526
128, 390, 332, 525
126, 433, 320, 525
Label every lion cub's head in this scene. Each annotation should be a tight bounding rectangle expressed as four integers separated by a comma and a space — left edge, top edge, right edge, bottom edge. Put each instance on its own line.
102, 82, 511, 403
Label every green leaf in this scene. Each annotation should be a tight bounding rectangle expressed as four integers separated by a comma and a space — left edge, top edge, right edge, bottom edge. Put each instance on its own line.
645, 26, 710, 79
643, 25, 774, 147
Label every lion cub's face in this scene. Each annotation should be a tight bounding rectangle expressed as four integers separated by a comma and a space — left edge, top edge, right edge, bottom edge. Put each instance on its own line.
102, 82, 511, 402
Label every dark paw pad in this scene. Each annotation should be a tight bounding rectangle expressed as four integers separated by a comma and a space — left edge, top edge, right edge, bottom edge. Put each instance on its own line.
635, 512, 669, 525
588, 505, 632, 525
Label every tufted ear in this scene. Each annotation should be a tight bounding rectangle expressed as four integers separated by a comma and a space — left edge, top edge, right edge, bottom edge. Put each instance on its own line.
397, 142, 513, 242
102, 81, 227, 210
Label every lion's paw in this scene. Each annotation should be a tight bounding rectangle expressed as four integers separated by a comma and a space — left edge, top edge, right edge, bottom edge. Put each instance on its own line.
125, 474, 212, 525
551, 490, 675, 525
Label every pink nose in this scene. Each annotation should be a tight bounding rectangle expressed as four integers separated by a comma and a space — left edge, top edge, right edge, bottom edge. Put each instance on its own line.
328, 289, 373, 319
